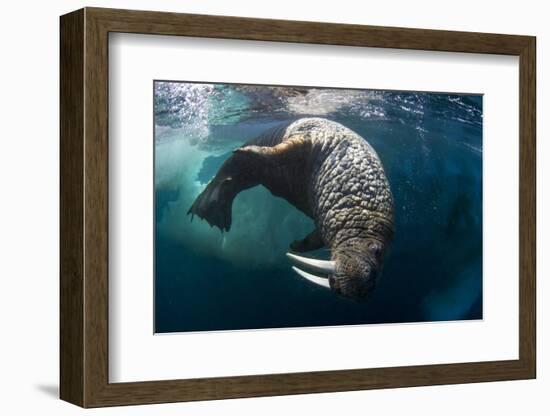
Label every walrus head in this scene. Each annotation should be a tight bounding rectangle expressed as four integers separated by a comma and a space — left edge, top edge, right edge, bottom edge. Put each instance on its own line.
287, 238, 386, 301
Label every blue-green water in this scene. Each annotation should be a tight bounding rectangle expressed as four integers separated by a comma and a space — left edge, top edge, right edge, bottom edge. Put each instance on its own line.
154, 82, 482, 333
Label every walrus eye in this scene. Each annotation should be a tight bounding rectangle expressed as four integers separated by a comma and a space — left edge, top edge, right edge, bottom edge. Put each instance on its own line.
368, 242, 382, 258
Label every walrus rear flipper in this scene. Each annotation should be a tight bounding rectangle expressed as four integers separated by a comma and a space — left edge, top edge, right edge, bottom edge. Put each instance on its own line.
188, 147, 268, 232
187, 178, 234, 232
189, 133, 311, 232
233, 135, 311, 166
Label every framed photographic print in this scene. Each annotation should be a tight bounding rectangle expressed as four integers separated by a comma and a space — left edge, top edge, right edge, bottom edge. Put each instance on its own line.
60, 7, 536, 408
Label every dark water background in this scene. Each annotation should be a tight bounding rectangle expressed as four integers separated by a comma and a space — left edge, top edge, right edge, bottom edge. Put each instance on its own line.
154, 82, 483, 333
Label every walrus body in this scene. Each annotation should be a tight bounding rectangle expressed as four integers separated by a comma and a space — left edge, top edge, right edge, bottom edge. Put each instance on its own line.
189, 118, 394, 301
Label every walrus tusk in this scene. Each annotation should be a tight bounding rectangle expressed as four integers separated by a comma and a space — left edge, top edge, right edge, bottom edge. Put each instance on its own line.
291, 266, 330, 289
286, 252, 336, 274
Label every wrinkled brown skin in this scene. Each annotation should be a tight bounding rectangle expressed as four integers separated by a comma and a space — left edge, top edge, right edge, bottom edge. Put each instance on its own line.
188, 118, 395, 301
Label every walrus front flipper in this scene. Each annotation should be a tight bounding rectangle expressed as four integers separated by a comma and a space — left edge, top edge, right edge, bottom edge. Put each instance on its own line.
290, 228, 324, 252
187, 177, 235, 232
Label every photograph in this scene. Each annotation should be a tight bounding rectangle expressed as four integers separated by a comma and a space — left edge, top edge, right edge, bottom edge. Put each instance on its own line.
51, 4, 538, 410
153, 81, 483, 333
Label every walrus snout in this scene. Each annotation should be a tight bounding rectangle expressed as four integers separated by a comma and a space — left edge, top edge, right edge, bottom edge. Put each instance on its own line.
330, 263, 378, 301
287, 238, 385, 301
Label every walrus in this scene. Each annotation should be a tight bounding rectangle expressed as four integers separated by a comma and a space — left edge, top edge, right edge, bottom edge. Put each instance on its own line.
188, 117, 394, 301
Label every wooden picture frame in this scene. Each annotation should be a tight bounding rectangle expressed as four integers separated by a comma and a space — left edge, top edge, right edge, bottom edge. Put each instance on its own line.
60, 7, 536, 408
